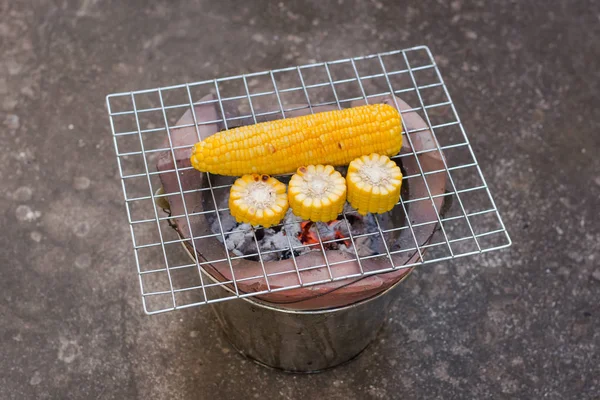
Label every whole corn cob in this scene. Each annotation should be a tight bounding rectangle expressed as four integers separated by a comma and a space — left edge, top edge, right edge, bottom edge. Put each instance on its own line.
229, 174, 289, 227
190, 104, 402, 176
346, 154, 403, 215
288, 165, 347, 222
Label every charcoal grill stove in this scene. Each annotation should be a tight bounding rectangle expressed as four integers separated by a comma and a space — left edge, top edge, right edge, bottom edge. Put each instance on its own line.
106, 46, 511, 371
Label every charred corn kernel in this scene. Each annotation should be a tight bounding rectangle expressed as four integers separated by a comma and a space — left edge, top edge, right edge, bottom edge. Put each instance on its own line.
288, 165, 346, 222
191, 104, 402, 176
229, 174, 288, 227
346, 154, 402, 215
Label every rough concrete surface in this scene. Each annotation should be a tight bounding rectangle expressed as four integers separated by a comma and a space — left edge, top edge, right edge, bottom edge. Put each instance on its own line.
1, 0, 599, 399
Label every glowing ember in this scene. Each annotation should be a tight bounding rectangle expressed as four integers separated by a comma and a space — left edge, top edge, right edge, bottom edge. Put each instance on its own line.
298, 221, 319, 246
334, 230, 352, 248
297, 218, 358, 249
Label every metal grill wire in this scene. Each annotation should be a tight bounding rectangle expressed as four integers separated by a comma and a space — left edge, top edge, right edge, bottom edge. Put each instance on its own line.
106, 46, 511, 314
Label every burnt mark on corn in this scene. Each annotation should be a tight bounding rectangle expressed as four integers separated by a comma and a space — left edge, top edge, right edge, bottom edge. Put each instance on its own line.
261, 174, 269, 182
253, 175, 260, 182
338, 142, 343, 149
298, 166, 307, 174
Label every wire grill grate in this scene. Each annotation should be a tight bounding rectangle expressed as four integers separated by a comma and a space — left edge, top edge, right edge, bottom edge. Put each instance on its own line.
106, 46, 511, 314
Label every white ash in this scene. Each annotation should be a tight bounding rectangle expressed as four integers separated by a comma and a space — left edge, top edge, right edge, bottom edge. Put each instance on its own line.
210, 191, 305, 261
319, 212, 386, 257
212, 209, 305, 261
208, 190, 387, 261
221, 222, 253, 257
211, 210, 237, 235
255, 211, 304, 261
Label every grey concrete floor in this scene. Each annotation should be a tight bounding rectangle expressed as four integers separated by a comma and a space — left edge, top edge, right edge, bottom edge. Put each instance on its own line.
1, 0, 599, 399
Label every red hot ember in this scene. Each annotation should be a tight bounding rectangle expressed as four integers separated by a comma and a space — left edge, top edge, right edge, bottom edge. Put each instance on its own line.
298, 220, 355, 249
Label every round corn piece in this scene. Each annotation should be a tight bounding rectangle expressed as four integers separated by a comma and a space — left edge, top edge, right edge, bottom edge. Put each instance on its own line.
229, 174, 288, 227
288, 165, 346, 222
346, 154, 402, 215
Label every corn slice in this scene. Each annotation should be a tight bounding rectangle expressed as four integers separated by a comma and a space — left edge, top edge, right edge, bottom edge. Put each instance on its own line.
229, 174, 288, 227
288, 165, 346, 222
346, 154, 402, 215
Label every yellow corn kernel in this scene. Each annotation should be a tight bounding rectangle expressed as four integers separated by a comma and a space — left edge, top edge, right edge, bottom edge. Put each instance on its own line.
288, 165, 346, 222
191, 104, 402, 176
346, 154, 402, 215
229, 174, 288, 227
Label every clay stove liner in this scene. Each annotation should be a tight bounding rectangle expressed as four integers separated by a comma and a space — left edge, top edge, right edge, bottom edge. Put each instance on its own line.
157, 94, 447, 310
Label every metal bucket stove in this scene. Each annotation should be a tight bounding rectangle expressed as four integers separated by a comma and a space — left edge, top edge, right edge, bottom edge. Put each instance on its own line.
106, 47, 511, 373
